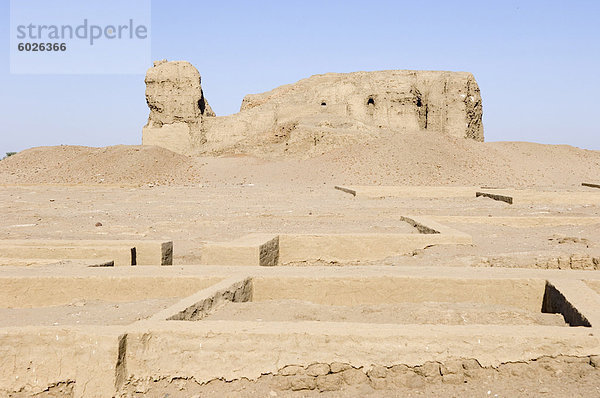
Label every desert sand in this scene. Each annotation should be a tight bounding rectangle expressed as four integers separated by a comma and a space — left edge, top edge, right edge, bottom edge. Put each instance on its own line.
1, 63, 600, 397
2, 131, 599, 187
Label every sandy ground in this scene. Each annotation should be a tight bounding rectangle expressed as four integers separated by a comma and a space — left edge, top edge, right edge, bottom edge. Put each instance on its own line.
204, 299, 566, 326
1, 140, 600, 396
0, 297, 178, 327
1, 134, 600, 187
0, 184, 597, 265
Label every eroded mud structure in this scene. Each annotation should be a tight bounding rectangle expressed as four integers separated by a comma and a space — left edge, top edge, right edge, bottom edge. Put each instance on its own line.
142, 60, 484, 156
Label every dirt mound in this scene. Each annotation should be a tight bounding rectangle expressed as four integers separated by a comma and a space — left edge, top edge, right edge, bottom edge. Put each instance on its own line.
0, 145, 201, 186
299, 133, 599, 187
198, 132, 600, 188
310, 132, 506, 186
2, 136, 598, 187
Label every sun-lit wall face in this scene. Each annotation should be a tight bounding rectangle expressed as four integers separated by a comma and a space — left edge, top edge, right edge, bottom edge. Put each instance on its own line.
143, 63, 484, 156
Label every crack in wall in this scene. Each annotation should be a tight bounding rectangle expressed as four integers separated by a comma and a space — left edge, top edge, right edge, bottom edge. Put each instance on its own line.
117, 355, 600, 395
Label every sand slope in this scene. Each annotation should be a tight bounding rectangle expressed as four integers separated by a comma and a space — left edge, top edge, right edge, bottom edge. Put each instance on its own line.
200, 132, 600, 187
1, 135, 599, 187
314, 134, 600, 186
0, 145, 200, 186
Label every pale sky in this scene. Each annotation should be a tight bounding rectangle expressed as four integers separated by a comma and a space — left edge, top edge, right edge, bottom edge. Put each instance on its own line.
1, 0, 599, 157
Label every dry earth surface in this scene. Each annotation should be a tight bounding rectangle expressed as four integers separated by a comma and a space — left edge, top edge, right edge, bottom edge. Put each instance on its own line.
1, 139, 600, 397
2, 133, 600, 187
204, 299, 567, 326
0, 297, 178, 327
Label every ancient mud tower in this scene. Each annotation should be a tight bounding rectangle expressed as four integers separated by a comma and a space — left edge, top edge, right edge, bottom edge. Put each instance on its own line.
143, 60, 483, 156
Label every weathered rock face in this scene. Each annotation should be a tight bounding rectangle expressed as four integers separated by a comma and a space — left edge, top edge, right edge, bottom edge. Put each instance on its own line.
145, 60, 215, 124
142, 60, 214, 154
142, 61, 483, 156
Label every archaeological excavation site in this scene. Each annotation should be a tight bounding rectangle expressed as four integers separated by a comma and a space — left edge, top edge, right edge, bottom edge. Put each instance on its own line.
1, 60, 600, 398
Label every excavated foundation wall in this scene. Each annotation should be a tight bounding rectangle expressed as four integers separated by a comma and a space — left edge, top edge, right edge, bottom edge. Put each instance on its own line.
3, 271, 600, 397
120, 356, 600, 395
6, 356, 600, 396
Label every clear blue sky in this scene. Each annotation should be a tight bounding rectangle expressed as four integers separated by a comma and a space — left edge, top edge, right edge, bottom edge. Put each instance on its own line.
1, 0, 599, 157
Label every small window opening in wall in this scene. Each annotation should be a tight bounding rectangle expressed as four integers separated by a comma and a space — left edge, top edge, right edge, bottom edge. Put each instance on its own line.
321, 102, 327, 106
367, 97, 375, 106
